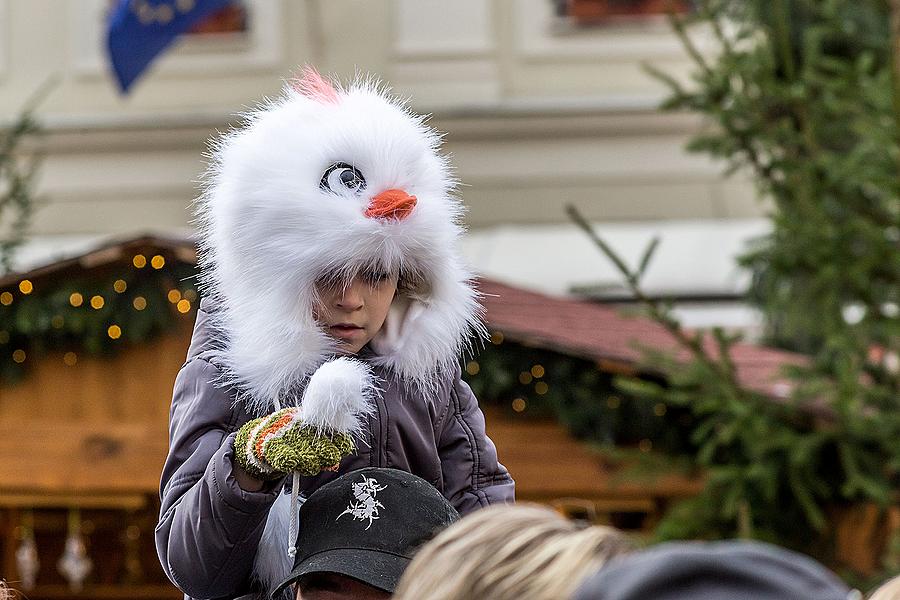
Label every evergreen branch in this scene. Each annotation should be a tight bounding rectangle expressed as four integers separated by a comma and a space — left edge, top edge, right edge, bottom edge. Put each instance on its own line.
637, 236, 660, 280
0, 78, 56, 274
662, 6, 779, 187
702, 0, 733, 56
889, 0, 900, 180
712, 327, 740, 385
566, 204, 745, 394
668, 9, 713, 78
773, 0, 797, 81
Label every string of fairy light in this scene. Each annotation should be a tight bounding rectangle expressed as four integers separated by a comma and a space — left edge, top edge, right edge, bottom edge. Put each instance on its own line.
3, 250, 677, 456
0, 250, 199, 379
466, 332, 550, 413
460, 328, 685, 456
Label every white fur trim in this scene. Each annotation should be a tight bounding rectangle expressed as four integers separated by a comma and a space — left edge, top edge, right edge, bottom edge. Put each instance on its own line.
253, 491, 296, 597
298, 358, 377, 437
195, 73, 484, 414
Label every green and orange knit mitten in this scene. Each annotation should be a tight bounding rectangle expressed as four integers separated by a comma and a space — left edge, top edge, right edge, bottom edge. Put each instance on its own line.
233, 357, 377, 480
235, 408, 356, 479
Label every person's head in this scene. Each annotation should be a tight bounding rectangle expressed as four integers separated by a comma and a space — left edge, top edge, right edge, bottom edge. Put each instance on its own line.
393, 503, 632, 600
294, 573, 389, 600
572, 540, 858, 600
870, 574, 900, 600
273, 467, 459, 600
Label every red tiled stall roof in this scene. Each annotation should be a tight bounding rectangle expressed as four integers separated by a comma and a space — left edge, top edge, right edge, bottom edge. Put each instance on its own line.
477, 279, 807, 400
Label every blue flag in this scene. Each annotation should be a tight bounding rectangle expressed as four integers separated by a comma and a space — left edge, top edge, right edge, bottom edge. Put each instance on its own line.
106, 0, 233, 93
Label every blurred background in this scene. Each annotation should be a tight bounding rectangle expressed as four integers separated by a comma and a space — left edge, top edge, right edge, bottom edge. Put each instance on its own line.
0, 1, 897, 598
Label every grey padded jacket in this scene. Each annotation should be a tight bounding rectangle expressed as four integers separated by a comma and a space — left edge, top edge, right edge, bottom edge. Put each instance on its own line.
155, 299, 515, 599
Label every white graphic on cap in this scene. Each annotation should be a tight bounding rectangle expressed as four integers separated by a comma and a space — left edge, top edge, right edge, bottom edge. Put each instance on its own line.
336, 475, 386, 530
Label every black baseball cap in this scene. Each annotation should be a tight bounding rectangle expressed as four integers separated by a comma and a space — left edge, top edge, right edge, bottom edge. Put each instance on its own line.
573, 540, 859, 600
272, 467, 459, 597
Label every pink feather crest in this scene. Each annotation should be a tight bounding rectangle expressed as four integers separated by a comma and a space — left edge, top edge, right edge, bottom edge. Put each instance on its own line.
290, 66, 340, 105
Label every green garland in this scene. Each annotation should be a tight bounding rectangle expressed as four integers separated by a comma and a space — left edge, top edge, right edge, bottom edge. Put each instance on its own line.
462, 335, 697, 456
0, 253, 200, 383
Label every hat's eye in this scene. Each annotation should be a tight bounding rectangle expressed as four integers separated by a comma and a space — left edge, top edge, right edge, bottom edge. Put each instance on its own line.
320, 162, 366, 194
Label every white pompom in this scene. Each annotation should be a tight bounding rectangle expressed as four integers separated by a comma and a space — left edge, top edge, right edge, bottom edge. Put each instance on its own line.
298, 358, 378, 436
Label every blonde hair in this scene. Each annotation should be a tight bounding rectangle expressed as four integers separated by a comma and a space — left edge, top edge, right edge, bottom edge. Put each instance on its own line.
0, 580, 16, 600
394, 503, 631, 600
870, 575, 900, 600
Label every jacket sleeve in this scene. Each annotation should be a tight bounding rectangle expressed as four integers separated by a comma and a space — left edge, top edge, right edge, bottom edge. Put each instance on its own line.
155, 355, 281, 599
437, 368, 515, 514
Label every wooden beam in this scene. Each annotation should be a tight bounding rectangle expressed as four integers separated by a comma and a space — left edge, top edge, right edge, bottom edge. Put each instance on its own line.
0, 493, 147, 510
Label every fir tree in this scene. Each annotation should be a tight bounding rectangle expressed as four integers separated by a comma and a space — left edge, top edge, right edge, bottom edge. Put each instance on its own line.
559, 0, 900, 575
0, 84, 50, 274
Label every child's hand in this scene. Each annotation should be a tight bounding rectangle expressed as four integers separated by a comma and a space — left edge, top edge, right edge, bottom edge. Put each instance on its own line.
235, 408, 354, 479
233, 357, 377, 480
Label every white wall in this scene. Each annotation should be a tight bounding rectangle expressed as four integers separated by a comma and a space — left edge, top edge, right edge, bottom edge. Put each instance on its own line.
0, 0, 764, 238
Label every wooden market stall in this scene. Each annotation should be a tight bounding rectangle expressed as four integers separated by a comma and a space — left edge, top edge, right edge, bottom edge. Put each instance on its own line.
1, 235, 894, 597
0, 236, 196, 599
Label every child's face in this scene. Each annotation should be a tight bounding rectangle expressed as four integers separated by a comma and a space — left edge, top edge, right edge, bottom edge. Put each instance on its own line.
314, 270, 398, 355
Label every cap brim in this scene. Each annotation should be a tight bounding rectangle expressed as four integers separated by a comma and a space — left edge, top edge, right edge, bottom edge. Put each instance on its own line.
272, 547, 410, 597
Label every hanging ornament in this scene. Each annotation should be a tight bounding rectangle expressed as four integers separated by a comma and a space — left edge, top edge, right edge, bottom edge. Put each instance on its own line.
57, 509, 92, 592
122, 517, 144, 585
14, 509, 39, 590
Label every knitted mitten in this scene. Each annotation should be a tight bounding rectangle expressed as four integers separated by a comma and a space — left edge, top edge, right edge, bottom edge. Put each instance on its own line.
234, 357, 377, 480
235, 408, 355, 478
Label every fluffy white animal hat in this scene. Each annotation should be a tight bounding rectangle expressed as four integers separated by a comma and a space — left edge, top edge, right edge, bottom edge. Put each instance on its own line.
196, 67, 483, 414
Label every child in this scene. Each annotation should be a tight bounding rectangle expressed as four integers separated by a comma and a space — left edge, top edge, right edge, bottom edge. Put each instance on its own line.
154, 68, 515, 600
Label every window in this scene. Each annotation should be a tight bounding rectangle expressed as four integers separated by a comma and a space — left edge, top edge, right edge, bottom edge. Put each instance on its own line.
553, 0, 694, 26
104, 1, 249, 36
186, 1, 248, 36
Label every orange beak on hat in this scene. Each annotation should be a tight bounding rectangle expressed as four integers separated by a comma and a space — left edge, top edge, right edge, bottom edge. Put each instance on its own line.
364, 189, 417, 221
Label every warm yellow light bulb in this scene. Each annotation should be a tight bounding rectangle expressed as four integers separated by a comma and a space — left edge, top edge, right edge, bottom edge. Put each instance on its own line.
133, 296, 147, 311
465, 360, 480, 375
113, 279, 127, 293
69, 292, 83, 307
18, 280, 33, 294
167, 289, 182, 303
108, 325, 122, 339
133, 254, 147, 268
177, 299, 191, 314
511, 398, 527, 412
531, 364, 545, 378
0, 292, 12, 306
151, 255, 165, 269
12, 349, 26, 363
90, 295, 105, 309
